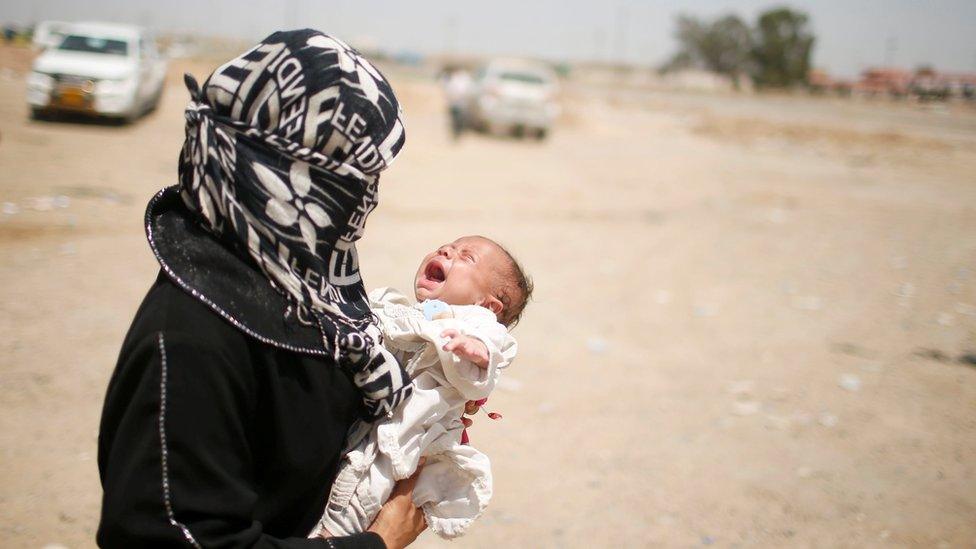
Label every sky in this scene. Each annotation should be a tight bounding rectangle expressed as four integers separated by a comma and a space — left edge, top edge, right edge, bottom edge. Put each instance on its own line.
5, 0, 976, 77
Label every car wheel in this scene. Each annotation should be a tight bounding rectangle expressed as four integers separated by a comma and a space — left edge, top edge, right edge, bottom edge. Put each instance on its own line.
122, 106, 141, 125
469, 116, 486, 133
534, 128, 548, 141
29, 107, 44, 121
147, 88, 164, 114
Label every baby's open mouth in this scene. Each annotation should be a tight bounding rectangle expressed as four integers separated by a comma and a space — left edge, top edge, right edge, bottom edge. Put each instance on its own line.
424, 261, 446, 284
417, 259, 446, 293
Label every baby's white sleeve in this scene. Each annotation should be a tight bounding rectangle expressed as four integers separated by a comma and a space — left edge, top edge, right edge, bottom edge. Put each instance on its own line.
433, 311, 517, 401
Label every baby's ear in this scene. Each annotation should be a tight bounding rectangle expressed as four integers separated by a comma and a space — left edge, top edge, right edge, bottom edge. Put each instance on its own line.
480, 295, 504, 319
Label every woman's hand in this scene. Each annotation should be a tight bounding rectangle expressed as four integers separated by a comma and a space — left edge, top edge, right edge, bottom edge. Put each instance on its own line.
459, 400, 483, 444
367, 459, 427, 548
464, 400, 482, 417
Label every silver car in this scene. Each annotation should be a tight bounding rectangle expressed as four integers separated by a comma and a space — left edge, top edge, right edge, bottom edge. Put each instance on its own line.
465, 59, 560, 140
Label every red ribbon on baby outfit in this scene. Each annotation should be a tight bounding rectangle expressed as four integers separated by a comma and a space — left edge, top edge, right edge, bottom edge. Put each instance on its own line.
460, 398, 502, 445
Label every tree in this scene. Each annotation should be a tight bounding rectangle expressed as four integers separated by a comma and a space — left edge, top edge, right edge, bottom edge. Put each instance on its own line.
665, 14, 754, 88
751, 7, 815, 88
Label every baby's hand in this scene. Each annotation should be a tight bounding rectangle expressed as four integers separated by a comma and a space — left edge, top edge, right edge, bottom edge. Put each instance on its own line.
440, 329, 489, 369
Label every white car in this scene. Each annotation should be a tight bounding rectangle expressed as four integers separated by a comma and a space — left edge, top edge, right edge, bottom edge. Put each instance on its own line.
464, 59, 560, 139
27, 22, 167, 123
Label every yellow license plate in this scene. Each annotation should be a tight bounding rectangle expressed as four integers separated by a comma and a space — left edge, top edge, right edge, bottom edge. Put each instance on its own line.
57, 87, 90, 109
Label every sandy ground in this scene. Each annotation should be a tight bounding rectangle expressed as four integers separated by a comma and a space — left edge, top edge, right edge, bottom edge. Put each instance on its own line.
1, 45, 975, 548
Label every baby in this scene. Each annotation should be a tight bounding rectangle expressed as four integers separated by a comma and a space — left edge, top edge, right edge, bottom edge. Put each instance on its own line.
313, 235, 532, 540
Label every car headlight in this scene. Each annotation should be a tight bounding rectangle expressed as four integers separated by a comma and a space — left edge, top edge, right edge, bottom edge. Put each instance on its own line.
97, 76, 138, 95
27, 71, 54, 89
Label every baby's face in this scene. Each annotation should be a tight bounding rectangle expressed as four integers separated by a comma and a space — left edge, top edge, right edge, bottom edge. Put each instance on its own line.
415, 236, 506, 313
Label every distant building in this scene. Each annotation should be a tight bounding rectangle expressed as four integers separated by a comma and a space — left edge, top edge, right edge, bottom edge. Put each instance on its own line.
807, 69, 853, 95
805, 66, 976, 101
854, 68, 913, 97
850, 67, 976, 101
932, 72, 976, 100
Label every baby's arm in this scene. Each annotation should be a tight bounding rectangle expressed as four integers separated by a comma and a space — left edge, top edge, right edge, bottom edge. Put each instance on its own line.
429, 308, 517, 402
440, 329, 489, 369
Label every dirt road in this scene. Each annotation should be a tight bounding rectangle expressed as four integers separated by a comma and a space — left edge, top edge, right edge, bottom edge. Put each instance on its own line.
1, 47, 975, 547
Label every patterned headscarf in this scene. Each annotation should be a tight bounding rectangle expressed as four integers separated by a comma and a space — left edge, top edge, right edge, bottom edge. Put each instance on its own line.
177, 30, 410, 419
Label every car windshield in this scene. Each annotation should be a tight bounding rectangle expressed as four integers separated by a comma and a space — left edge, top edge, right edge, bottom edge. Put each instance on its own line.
499, 71, 547, 85
57, 34, 129, 56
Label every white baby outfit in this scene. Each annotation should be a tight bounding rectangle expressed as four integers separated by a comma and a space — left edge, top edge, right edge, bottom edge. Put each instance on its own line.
314, 288, 517, 539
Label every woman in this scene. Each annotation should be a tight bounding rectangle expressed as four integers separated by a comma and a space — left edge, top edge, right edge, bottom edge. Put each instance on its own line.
97, 30, 425, 548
